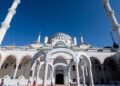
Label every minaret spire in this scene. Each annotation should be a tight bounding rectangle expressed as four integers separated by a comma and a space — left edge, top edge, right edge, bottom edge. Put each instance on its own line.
0, 0, 21, 45
37, 32, 41, 43
103, 0, 120, 44
80, 34, 84, 44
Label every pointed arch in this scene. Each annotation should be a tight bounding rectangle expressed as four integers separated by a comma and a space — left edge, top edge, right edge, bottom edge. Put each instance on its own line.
0, 55, 16, 78
17, 55, 31, 79
76, 52, 94, 86
46, 48, 76, 62
90, 57, 102, 84
32, 51, 46, 65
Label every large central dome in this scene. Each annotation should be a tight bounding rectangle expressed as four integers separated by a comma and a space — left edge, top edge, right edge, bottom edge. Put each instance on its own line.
48, 32, 72, 43
51, 32, 72, 39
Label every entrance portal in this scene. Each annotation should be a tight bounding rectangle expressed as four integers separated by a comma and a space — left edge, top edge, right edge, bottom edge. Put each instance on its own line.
56, 74, 64, 84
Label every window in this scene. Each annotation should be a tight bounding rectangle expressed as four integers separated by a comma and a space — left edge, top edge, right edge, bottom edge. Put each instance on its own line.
18, 64, 22, 69
72, 65, 75, 71
73, 78, 76, 82
4, 63, 8, 69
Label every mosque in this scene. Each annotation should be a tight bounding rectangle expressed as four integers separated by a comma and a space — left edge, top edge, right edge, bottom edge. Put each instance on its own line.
0, 0, 120, 86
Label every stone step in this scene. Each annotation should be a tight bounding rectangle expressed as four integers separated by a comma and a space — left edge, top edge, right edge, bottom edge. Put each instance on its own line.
36, 84, 66, 86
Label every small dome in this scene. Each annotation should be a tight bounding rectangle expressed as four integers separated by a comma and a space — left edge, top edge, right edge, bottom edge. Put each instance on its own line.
52, 32, 72, 39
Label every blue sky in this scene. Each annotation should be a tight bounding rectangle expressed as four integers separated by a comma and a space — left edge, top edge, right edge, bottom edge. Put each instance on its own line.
0, 0, 120, 47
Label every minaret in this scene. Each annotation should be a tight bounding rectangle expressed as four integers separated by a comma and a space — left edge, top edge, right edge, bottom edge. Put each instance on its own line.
44, 36, 48, 45
80, 34, 84, 44
103, 0, 120, 44
0, 0, 20, 45
73, 37, 77, 46
37, 33, 41, 43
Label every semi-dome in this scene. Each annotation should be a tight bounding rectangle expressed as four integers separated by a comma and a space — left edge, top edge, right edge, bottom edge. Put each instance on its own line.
51, 32, 72, 40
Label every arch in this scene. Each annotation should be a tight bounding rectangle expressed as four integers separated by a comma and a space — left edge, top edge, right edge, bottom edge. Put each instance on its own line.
112, 52, 120, 64
3, 54, 17, 62
53, 56, 67, 65
46, 48, 76, 62
76, 52, 94, 86
20, 55, 32, 63
76, 52, 91, 67
44, 48, 75, 85
38, 62, 53, 80
90, 57, 101, 65
90, 57, 102, 84
103, 56, 120, 84
17, 55, 32, 79
3, 55, 16, 65
53, 63, 67, 85
32, 51, 46, 65
54, 63, 67, 68
30, 51, 46, 78
54, 41, 67, 47
0, 55, 16, 78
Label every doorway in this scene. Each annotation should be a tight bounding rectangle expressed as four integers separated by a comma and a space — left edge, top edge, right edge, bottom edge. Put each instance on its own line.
55, 73, 64, 84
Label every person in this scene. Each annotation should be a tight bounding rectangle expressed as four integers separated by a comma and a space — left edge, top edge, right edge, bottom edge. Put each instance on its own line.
27, 80, 31, 86
32, 80, 36, 86
0, 79, 4, 86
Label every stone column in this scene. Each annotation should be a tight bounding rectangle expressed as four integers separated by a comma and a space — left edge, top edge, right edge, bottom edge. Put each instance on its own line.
68, 67, 70, 86
101, 64, 105, 84
50, 68, 54, 86
88, 67, 94, 86
64, 68, 68, 86
13, 62, 19, 79
36, 63, 42, 86
28, 61, 37, 82
43, 62, 48, 86
75, 63, 80, 86
81, 66, 85, 86
31, 61, 37, 79
51, 67, 55, 85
